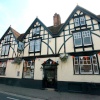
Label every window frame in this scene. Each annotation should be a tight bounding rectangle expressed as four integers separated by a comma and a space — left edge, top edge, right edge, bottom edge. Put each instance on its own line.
23, 61, 35, 79
29, 38, 42, 53
74, 16, 86, 27
0, 62, 7, 76
1, 44, 10, 56
30, 27, 40, 37
5, 35, 11, 42
74, 55, 99, 75
73, 30, 92, 48
73, 32, 82, 47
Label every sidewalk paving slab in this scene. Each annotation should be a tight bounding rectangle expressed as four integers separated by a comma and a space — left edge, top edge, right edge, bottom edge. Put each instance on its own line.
0, 84, 100, 100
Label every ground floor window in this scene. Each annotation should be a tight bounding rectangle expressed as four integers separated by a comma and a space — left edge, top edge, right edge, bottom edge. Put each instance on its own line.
23, 60, 34, 78
0, 62, 7, 75
74, 54, 99, 74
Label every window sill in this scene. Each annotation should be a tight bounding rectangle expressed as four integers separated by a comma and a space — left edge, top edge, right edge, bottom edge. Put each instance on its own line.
74, 44, 92, 48
74, 74, 99, 75
74, 25, 87, 29
29, 51, 40, 53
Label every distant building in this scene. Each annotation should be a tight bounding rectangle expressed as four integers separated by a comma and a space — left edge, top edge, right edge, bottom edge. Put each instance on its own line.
0, 5, 100, 94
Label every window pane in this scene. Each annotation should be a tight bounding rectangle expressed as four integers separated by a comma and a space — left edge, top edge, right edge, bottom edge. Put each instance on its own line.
33, 28, 36, 35
84, 37, 91, 45
74, 38, 82, 47
1, 46, 5, 55
80, 16, 85, 25
35, 39, 41, 51
82, 31, 91, 46
36, 27, 40, 34
30, 40, 34, 52
93, 64, 99, 74
80, 65, 92, 74
5, 45, 9, 55
74, 18, 80, 27
74, 65, 79, 74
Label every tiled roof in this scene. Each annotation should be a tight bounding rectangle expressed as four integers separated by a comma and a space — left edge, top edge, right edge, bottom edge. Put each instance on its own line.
17, 34, 24, 41
48, 24, 63, 35
11, 27, 20, 39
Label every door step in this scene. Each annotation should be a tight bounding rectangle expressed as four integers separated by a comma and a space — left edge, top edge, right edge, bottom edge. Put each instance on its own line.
45, 88, 55, 91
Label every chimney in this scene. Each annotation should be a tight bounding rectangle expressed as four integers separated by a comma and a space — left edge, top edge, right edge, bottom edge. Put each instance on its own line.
53, 13, 61, 27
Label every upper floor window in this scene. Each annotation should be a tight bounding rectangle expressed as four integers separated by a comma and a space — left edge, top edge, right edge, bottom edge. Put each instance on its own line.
5, 35, 10, 42
0, 62, 7, 75
30, 27, 40, 36
73, 30, 92, 47
29, 38, 41, 53
74, 16, 86, 27
1, 45, 10, 56
18, 41, 24, 51
74, 55, 99, 74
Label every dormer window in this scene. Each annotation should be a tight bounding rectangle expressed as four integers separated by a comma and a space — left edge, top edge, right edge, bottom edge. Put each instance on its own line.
74, 16, 86, 27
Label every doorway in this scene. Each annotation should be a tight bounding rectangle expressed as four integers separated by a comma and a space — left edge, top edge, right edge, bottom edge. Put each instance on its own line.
42, 59, 58, 89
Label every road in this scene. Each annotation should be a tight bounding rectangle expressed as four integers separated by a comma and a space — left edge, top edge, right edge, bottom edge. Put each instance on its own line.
0, 91, 44, 100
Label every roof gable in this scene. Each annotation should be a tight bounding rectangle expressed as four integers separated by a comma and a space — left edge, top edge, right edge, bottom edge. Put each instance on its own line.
22, 18, 53, 39
0, 26, 20, 43
58, 5, 100, 35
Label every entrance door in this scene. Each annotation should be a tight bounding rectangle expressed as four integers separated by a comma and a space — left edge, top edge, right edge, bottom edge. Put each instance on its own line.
44, 69, 57, 88
42, 59, 58, 89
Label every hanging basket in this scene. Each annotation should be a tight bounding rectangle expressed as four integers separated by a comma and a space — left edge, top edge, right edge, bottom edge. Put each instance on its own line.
59, 53, 68, 62
12, 57, 22, 65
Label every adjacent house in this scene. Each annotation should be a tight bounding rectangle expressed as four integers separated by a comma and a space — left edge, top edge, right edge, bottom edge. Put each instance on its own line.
0, 5, 100, 94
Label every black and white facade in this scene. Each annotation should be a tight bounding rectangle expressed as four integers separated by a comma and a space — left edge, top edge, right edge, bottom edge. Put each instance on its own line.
0, 5, 100, 94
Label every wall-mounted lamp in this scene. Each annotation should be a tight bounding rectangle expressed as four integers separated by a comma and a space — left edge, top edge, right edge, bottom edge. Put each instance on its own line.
40, 66, 43, 71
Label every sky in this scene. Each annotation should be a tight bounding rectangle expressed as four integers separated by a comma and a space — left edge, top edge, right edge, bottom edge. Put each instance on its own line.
0, 0, 100, 38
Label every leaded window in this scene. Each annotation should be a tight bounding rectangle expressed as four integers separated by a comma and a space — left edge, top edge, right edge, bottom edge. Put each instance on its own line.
5, 35, 10, 42
1, 45, 10, 56
74, 55, 99, 74
82, 31, 91, 46
29, 39, 41, 52
73, 32, 82, 47
73, 30, 92, 47
74, 16, 86, 27
30, 27, 40, 36
80, 16, 85, 26
74, 18, 80, 27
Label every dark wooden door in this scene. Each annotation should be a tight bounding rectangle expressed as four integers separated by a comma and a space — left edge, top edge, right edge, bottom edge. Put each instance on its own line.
43, 66, 57, 89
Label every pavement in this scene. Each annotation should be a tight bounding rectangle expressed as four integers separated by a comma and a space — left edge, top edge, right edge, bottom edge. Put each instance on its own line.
0, 84, 100, 100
